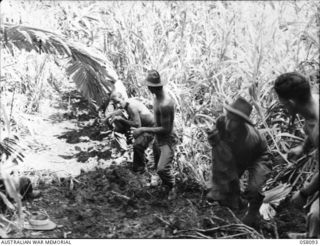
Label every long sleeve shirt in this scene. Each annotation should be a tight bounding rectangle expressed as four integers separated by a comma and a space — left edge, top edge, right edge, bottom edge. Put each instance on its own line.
210, 115, 272, 172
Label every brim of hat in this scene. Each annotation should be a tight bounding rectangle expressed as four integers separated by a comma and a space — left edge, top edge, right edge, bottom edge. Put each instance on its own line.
24, 220, 57, 231
144, 80, 168, 87
224, 105, 254, 126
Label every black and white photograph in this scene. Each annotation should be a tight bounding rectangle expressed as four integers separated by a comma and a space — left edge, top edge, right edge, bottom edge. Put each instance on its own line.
0, 0, 319, 241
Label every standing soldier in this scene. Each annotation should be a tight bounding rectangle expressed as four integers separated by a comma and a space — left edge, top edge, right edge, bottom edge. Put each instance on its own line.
110, 91, 155, 173
133, 70, 178, 200
207, 97, 272, 228
274, 72, 319, 239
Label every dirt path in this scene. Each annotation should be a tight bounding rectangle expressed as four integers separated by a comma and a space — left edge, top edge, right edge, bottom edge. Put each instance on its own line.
9, 94, 107, 179
7, 91, 306, 239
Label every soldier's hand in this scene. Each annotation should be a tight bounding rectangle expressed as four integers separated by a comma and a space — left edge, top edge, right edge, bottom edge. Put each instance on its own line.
113, 116, 122, 122
132, 128, 143, 138
287, 145, 304, 161
290, 190, 307, 208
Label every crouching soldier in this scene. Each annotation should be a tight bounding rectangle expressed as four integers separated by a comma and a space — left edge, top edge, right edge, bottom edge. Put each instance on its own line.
0, 176, 41, 211
207, 97, 272, 228
110, 91, 155, 173
99, 96, 133, 145
274, 72, 319, 239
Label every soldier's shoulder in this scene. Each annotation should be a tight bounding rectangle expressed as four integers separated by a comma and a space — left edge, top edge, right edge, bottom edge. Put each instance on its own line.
129, 98, 145, 107
128, 98, 139, 104
161, 96, 175, 108
247, 124, 265, 143
126, 99, 141, 112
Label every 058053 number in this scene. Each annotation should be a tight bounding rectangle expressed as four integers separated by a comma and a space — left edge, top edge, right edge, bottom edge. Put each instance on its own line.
300, 240, 318, 244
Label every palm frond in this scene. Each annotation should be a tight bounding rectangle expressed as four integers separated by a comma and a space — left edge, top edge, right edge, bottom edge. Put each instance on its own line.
260, 183, 292, 220
263, 183, 292, 205
0, 136, 24, 164
0, 23, 118, 105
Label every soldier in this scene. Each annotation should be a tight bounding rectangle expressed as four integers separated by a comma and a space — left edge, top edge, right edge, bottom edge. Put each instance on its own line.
98, 80, 131, 142
0, 176, 41, 211
207, 97, 272, 228
274, 72, 319, 239
133, 70, 178, 200
110, 91, 155, 173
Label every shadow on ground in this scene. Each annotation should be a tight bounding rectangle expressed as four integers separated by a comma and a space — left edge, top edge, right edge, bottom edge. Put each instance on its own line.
57, 124, 108, 144
59, 147, 112, 163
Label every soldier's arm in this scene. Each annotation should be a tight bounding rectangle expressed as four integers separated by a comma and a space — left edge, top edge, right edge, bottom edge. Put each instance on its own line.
101, 109, 123, 125
255, 134, 273, 169
105, 109, 123, 119
117, 105, 141, 128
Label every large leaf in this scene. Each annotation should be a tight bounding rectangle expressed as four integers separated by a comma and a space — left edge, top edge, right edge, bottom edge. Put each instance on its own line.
263, 183, 292, 204
0, 23, 119, 105
260, 183, 292, 220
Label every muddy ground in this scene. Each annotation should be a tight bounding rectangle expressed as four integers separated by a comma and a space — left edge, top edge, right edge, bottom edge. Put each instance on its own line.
5, 91, 307, 239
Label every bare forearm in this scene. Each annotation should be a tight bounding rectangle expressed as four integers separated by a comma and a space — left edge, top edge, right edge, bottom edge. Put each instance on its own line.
118, 118, 140, 128
140, 126, 170, 134
105, 109, 123, 119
